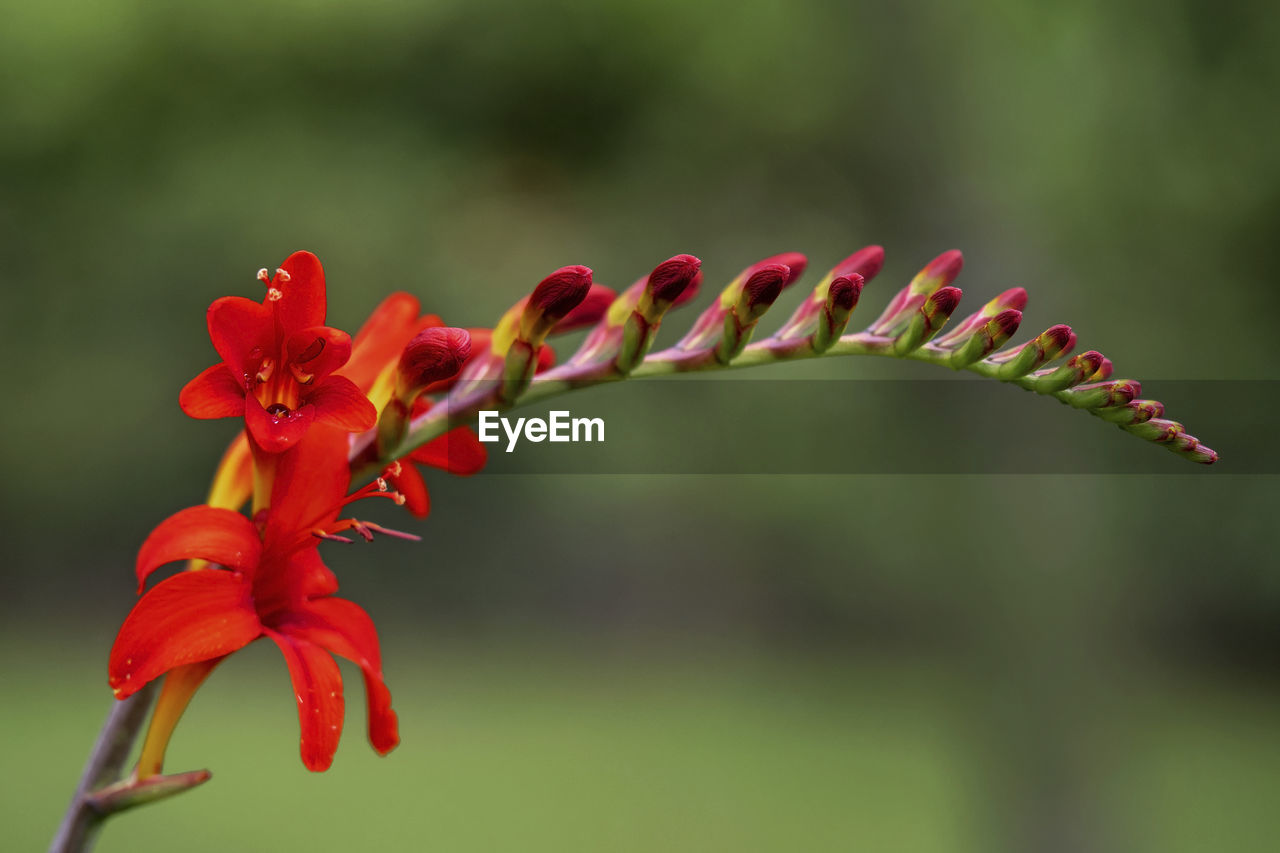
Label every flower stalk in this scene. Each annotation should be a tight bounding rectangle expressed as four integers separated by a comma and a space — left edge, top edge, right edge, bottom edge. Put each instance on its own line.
59, 242, 1217, 853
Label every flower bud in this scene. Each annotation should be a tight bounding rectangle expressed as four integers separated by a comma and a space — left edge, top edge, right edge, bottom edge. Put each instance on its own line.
519, 265, 593, 345
948, 309, 1021, 367
1060, 379, 1141, 409
991, 324, 1074, 379
641, 254, 703, 318
396, 327, 472, 400
1094, 398, 1164, 425
812, 274, 864, 353
893, 286, 962, 355
830, 245, 885, 282
552, 284, 617, 334
1029, 351, 1104, 393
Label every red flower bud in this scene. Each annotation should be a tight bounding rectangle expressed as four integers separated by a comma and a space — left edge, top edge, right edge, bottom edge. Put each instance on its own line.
552, 284, 617, 334
827, 274, 863, 311
741, 264, 789, 315
528, 265, 593, 320
744, 253, 807, 288
647, 254, 703, 306
831, 246, 884, 281
397, 327, 471, 398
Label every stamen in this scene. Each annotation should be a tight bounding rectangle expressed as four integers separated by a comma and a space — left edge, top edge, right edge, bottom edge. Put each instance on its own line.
375, 477, 389, 492
267, 287, 284, 302
320, 518, 422, 544
255, 357, 275, 383
384, 461, 403, 478
257, 268, 271, 282
275, 268, 291, 282
313, 530, 355, 544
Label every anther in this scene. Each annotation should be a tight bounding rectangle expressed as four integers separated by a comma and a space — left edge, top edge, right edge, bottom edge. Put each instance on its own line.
267, 287, 284, 302
384, 461, 403, 478
257, 268, 271, 282
255, 357, 275, 384
275, 268, 291, 282
375, 477, 389, 492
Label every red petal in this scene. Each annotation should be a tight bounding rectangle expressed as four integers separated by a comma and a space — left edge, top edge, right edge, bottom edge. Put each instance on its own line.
108, 570, 260, 699
179, 364, 246, 419
285, 326, 352, 384
244, 395, 316, 454
263, 628, 344, 772
273, 598, 399, 756
344, 293, 431, 392
263, 425, 351, 554
410, 427, 488, 475
306, 375, 377, 432
207, 296, 274, 381
254, 548, 340, 614
388, 462, 430, 518
551, 284, 617, 334
136, 506, 262, 593
274, 251, 327, 334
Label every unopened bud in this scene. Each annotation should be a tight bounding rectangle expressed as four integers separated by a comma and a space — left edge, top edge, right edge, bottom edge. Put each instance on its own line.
1124, 417, 1183, 443
948, 309, 1021, 368
1061, 379, 1141, 409
1029, 350, 1104, 392
552, 284, 617, 334
642, 254, 703, 317
396, 327, 472, 400
812, 274, 864, 352
1094, 398, 1164, 425
520, 265, 593, 345
830, 245, 885, 282
936, 287, 1027, 349
893, 286, 962, 355
992, 324, 1075, 379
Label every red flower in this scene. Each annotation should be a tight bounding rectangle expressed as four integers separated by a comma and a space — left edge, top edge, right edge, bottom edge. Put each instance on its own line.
342, 292, 490, 518
109, 426, 400, 771
179, 252, 376, 453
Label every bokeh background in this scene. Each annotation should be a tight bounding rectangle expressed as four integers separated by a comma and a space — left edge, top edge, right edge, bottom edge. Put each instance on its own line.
3, 1, 1277, 851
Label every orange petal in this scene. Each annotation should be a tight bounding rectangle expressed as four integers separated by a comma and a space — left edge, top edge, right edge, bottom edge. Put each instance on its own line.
135, 505, 261, 592
263, 628, 344, 772
273, 598, 399, 756
109, 570, 260, 699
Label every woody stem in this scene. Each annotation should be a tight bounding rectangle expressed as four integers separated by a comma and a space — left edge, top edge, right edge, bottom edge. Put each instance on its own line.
50, 681, 158, 853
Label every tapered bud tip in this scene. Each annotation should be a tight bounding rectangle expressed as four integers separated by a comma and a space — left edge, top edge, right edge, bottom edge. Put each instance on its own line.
554, 284, 617, 332
749, 252, 808, 286
993, 308, 1022, 338
1073, 350, 1104, 375
923, 250, 964, 285
828, 274, 863, 310
997, 287, 1028, 312
529, 265, 593, 319
399, 327, 471, 387
1060, 331, 1078, 358
648, 254, 703, 304
930, 286, 963, 316
1135, 399, 1165, 420
1193, 445, 1219, 464
1044, 324, 1073, 351
833, 246, 885, 280
1092, 357, 1114, 381
1110, 379, 1141, 404
743, 264, 788, 308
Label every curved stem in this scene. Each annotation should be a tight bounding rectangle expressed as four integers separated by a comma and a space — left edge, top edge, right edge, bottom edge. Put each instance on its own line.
50, 681, 157, 853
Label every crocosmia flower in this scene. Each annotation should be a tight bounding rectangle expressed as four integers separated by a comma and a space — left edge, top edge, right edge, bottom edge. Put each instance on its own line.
179, 252, 376, 453
109, 425, 401, 771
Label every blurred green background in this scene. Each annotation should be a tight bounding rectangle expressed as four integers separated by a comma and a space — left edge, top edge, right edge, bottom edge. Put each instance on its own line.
3, 0, 1277, 850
